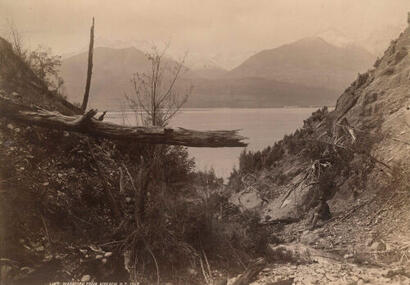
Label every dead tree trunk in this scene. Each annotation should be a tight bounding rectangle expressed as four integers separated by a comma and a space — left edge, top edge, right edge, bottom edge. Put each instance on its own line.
0, 96, 248, 147
81, 17, 95, 113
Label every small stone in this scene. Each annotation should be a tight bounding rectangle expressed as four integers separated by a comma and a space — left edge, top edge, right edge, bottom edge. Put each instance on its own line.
101, 258, 107, 264
125, 197, 132, 203
43, 182, 49, 186
89, 244, 103, 253
43, 254, 53, 262
20, 267, 35, 274
104, 252, 112, 257
81, 275, 91, 282
35, 245, 45, 252
343, 253, 353, 259
370, 241, 380, 250
7, 124, 14, 130
95, 255, 103, 259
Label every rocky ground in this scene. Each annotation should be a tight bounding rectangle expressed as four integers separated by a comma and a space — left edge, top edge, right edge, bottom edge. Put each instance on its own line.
245, 190, 410, 285
1, 15, 410, 285
227, 23, 410, 285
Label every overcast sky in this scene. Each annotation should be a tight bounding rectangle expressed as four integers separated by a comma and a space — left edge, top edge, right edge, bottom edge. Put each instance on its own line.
1, 0, 410, 68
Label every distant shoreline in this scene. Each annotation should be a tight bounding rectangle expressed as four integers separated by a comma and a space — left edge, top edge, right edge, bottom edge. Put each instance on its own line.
100, 105, 335, 114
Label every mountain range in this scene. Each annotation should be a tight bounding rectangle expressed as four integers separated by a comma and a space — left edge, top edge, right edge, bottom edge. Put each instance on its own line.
60, 37, 375, 110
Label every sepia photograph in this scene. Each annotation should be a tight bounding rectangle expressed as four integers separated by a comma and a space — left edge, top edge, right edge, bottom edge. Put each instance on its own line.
0, 0, 409, 284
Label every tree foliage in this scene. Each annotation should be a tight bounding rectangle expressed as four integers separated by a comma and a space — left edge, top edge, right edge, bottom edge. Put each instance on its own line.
6, 21, 65, 95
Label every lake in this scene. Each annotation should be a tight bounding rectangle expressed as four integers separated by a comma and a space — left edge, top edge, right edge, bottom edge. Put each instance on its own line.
106, 108, 318, 178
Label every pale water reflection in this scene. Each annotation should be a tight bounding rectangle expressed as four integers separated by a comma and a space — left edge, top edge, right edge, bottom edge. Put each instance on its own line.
106, 108, 318, 179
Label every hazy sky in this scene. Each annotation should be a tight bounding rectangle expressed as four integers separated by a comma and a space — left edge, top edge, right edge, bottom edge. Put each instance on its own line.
1, 0, 410, 68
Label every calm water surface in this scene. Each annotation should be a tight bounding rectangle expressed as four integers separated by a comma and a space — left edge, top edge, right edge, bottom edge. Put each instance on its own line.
106, 108, 317, 178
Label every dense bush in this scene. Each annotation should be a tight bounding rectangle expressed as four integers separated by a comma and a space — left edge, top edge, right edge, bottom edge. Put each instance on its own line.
236, 142, 285, 176
117, 164, 266, 282
1, 35, 272, 283
231, 107, 330, 180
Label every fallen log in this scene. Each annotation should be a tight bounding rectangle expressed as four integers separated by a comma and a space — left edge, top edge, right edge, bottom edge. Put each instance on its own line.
0, 96, 248, 147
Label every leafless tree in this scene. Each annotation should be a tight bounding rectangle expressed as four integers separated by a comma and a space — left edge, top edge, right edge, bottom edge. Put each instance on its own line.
6, 19, 25, 58
5, 20, 64, 95
128, 45, 192, 127
27, 46, 64, 92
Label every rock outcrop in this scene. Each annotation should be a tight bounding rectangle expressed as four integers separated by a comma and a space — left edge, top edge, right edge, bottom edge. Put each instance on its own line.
228, 20, 410, 285
232, 25, 410, 224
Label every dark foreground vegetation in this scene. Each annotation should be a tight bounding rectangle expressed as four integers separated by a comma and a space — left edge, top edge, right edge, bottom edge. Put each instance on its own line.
0, 34, 267, 284
2, 18, 410, 285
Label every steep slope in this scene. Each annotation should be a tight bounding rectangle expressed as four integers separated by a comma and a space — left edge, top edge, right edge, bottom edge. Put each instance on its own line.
0, 39, 133, 283
1, 20, 410, 283
0, 37, 266, 284
228, 37, 375, 92
228, 25, 410, 284
0, 38, 80, 115
0, 38, 199, 284
230, 26, 410, 226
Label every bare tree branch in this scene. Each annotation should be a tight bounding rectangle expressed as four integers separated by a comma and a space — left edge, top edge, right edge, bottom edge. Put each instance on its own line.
127, 45, 192, 127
